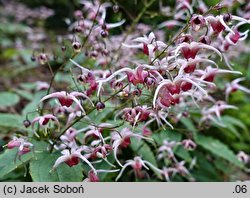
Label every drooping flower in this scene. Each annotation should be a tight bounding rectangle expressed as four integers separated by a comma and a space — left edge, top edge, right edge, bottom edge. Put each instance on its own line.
190, 14, 206, 31
77, 123, 114, 142
40, 91, 94, 112
174, 161, 191, 177
200, 101, 238, 126
35, 81, 49, 91
206, 14, 250, 35
225, 77, 250, 100
175, 41, 222, 60
111, 128, 152, 167
158, 139, 179, 159
195, 66, 242, 82
52, 145, 97, 174
7, 136, 33, 156
117, 106, 150, 126
237, 151, 249, 164
31, 114, 59, 129
182, 139, 197, 150
122, 32, 167, 59
84, 169, 120, 182
115, 156, 157, 181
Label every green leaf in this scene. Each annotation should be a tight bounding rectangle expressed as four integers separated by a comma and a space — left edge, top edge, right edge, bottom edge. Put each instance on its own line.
180, 118, 198, 138
0, 148, 33, 179
13, 89, 33, 101
55, 72, 73, 84
195, 134, 243, 168
222, 116, 247, 132
20, 82, 37, 90
22, 91, 46, 118
174, 146, 192, 162
0, 113, 23, 129
192, 151, 221, 182
131, 140, 157, 166
152, 130, 182, 145
0, 92, 20, 108
29, 151, 83, 182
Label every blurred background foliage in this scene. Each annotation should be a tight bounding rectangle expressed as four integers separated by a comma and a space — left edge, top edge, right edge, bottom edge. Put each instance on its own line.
0, 0, 249, 181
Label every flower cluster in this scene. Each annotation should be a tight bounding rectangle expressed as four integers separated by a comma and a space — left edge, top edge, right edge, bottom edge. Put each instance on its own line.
4, 0, 250, 182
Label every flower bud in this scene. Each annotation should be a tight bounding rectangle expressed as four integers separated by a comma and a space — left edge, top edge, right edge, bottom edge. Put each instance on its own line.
190, 15, 206, 31
74, 25, 83, 33
182, 111, 189, 117
102, 49, 109, 56
132, 88, 142, 97
31, 55, 36, 62
74, 10, 83, 19
113, 4, 119, 13
96, 101, 105, 111
101, 30, 108, 38
213, 3, 224, 10
23, 119, 31, 128
90, 51, 98, 58
61, 46, 66, 52
144, 76, 156, 87
7, 140, 21, 149
237, 151, 249, 164
72, 41, 81, 53
223, 13, 232, 22
182, 139, 197, 150
38, 53, 48, 65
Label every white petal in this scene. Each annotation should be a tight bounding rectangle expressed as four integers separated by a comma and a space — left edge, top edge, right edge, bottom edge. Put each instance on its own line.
40, 91, 66, 102
107, 19, 126, 29
52, 155, 70, 169
78, 154, 97, 174
70, 59, 90, 73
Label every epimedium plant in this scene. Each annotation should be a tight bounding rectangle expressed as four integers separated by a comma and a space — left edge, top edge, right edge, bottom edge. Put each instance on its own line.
0, 0, 250, 182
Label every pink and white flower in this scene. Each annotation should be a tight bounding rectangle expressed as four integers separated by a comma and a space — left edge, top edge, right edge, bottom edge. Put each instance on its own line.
111, 128, 152, 167
7, 136, 33, 156
40, 91, 94, 112
115, 156, 157, 181
225, 77, 250, 100
31, 114, 59, 129
123, 32, 167, 59
52, 145, 97, 174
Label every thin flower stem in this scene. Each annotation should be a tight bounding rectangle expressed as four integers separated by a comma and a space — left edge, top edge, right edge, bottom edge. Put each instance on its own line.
47, 62, 54, 76
81, 4, 101, 48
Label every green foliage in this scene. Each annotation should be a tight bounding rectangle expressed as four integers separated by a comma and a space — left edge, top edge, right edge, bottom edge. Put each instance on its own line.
130, 138, 157, 166
0, 113, 24, 129
195, 134, 243, 168
29, 151, 83, 182
0, 92, 20, 108
0, 148, 33, 179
